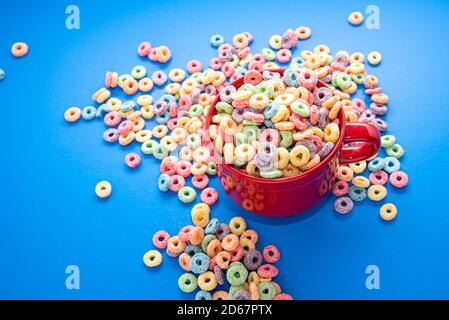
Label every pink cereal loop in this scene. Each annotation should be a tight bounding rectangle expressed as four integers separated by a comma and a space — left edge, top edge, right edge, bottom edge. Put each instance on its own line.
152, 230, 170, 249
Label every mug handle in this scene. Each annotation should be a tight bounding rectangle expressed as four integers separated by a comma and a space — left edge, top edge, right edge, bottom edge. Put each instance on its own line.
339, 122, 381, 165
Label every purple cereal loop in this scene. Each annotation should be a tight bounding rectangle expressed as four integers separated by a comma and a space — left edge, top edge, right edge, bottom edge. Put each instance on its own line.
319, 74, 332, 83
232, 108, 245, 123
190, 88, 201, 104
219, 49, 233, 62
359, 109, 376, 123
103, 128, 119, 143
243, 250, 263, 271
370, 118, 388, 132
334, 50, 350, 66
254, 154, 275, 172
177, 110, 189, 118
152, 71, 167, 86
313, 87, 333, 106
214, 265, 224, 285
215, 223, 230, 241
258, 142, 276, 162
234, 290, 251, 301
370, 102, 388, 116
295, 139, 316, 157
153, 100, 168, 116
318, 107, 330, 129
220, 85, 236, 104
205, 84, 217, 96
318, 142, 334, 160
334, 196, 354, 214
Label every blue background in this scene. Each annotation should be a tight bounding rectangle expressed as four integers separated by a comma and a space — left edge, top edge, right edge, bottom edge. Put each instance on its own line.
1, 0, 449, 300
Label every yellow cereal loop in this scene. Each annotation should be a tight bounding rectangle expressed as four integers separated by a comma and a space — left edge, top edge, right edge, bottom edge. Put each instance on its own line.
143, 250, 162, 267
191, 203, 210, 228
229, 217, 247, 236
289, 145, 310, 167
380, 203, 397, 221
367, 185, 387, 201
140, 105, 154, 119
135, 130, 152, 143
269, 35, 282, 50
198, 271, 217, 291
349, 161, 367, 174
95, 181, 112, 199
368, 51, 382, 65
324, 123, 340, 143
352, 176, 370, 188
137, 95, 153, 106
276, 147, 290, 170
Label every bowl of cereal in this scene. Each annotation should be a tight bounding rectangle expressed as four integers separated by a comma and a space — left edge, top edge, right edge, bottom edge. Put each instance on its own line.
204, 68, 380, 216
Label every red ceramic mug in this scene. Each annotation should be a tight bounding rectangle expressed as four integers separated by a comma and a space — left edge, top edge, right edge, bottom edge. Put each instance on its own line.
204, 69, 380, 217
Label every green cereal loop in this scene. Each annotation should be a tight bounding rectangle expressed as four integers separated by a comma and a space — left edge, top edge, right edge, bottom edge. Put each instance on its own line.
279, 131, 293, 148
118, 74, 132, 87
178, 273, 198, 293
231, 54, 240, 67
178, 187, 197, 203
207, 163, 217, 175
242, 126, 260, 142
190, 73, 202, 82
331, 71, 340, 87
234, 132, 249, 146
386, 144, 404, 159
216, 102, 233, 114
189, 104, 204, 117
141, 140, 158, 155
186, 133, 201, 149
243, 120, 262, 126
262, 48, 276, 61
202, 105, 210, 117
131, 65, 147, 80
336, 72, 352, 90
351, 73, 365, 85
260, 170, 283, 179
226, 264, 248, 286
239, 83, 256, 94
255, 82, 274, 98
381, 135, 396, 148
229, 261, 244, 269
258, 282, 276, 300
153, 144, 169, 160
291, 101, 311, 117
228, 285, 246, 300
201, 235, 217, 252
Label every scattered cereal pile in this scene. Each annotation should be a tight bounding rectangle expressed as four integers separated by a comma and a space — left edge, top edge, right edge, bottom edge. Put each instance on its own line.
144, 207, 291, 300
65, 18, 408, 299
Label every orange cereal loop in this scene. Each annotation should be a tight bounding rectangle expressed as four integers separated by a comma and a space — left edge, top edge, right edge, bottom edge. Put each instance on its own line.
178, 252, 191, 272
215, 251, 231, 269
11, 42, 29, 58
123, 78, 139, 95
138, 78, 153, 92
206, 239, 222, 258
221, 234, 239, 252
156, 45, 171, 63
348, 11, 364, 26
188, 226, 204, 245
336, 165, 354, 182
64, 107, 81, 123
240, 230, 259, 244
212, 290, 228, 300
233, 33, 249, 49
167, 236, 186, 254
295, 26, 311, 40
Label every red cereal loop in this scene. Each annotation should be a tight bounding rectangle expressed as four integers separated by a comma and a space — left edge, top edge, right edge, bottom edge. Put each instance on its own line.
137, 41, 152, 57
200, 187, 218, 205
186, 60, 203, 74
257, 264, 279, 278
273, 294, 293, 300
276, 49, 292, 63
230, 246, 244, 262
152, 230, 170, 249
369, 171, 388, 185
244, 70, 262, 86
389, 171, 408, 188
209, 58, 223, 70
221, 62, 235, 78
263, 245, 281, 264
125, 153, 141, 168
332, 180, 349, 196
160, 160, 176, 176
104, 111, 121, 127
192, 174, 209, 189
178, 225, 194, 242
175, 160, 192, 178
169, 175, 185, 192
247, 61, 264, 73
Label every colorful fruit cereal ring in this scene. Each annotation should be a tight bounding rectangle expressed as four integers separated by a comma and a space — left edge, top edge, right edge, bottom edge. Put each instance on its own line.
258, 282, 276, 300
178, 273, 198, 293
221, 234, 239, 252
389, 171, 408, 188
263, 245, 281, 264
227, 263, 248, 286
212, 291, 228, 300
0, 69, 5, 81
295, 26, 312, 40
137, 41, 151, 57
143, 250, 162, 267
257, 264, 279, 278
352, 176, 370, 188
192, 175, 209, 189
348, 12, 364, 26
369, 171, 388, 185
152, 230, 170, 249
380, 203, 397, 221
243, 250, 263, 271
157, 174, 170, 192
190, 252, 210, 274
169, 175, 185, 192
198, 271, 217, 291
187, 60, 203, 74
383, 157, 400, 174
368, 51, 382, 65
64, 107, 81, 123
229, 217, 247, 236
156, 45, 171, 63
333, 196, 353, 214
103, 128, 119, 143
11, 42, 29, 57
95, 181, 112, 199
367, 184, 387, 201
178, 253, 191, 272
210, 34, 225, 47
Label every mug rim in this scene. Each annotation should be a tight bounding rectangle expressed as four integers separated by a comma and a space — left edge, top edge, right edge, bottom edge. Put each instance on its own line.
204, 68, 347, 184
